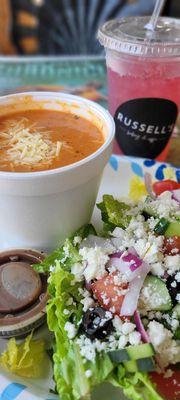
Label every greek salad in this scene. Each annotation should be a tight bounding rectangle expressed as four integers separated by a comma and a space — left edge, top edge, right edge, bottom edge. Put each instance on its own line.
35, 178, 180, 400
1, 178, 180, 400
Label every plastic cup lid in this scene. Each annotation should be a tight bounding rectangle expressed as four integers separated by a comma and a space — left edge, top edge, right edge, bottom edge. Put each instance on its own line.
98, 17, 180, 57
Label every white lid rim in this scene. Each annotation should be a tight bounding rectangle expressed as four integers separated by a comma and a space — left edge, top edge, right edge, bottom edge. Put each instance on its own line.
98, 16, 180, 58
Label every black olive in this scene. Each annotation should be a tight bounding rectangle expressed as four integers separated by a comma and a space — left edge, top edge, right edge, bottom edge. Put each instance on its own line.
166, 275, 180, 305
81, 307, 113, 340
141, 211, 150, 221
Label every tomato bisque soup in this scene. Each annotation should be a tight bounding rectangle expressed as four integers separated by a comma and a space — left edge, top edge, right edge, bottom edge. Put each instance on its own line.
0, 109, 104, 172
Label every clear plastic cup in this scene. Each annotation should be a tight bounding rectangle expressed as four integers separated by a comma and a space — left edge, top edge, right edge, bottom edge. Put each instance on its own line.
98, 17, 180, 160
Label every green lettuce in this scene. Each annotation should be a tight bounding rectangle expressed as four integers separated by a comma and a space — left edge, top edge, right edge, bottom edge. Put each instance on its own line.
108, 367, 163, 400
34, 224, 96, 274
97, 195, 131, 232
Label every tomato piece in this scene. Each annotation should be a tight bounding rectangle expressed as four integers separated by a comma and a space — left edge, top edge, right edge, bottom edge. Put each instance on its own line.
163, 236, 180, 255
91, 273, 128, 316
150, 368, 180, 400
153, 180, 180, 196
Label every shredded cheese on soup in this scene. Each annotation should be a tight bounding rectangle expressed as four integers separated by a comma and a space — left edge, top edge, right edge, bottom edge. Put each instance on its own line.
0, 118, 62, 168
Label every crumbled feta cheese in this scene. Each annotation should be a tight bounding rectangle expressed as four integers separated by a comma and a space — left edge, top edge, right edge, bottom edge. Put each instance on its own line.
176, 293, 180, 303
63, 309, 70, 315
149, 191, 179, 219
85, 370, 92, 378
49, 264, 56, 272
171, 281, 177, 288
81, 296, 95, 312
121, 322, 136, 335
113, 273, 127, 285
113, 315, 123, 333
63, 242, 70, 258
129, 331, 141, 346
64, 322, 77, 339
111, 227, 125, 238
76, 335, 109, 362
128, 218, 146, 240
73, 236, 82, 246
148, 321, 180, 368
148, 217, 158, 230
164, 255, 180, 275
151, 262, 164, 277
175, 272, 180, 282
161, 313, 179, 332
76, 336, 96, 362
118, 335, 128, 349
105, 311, 113, 319
71, 262, 84, 282
80, 246, 109, 282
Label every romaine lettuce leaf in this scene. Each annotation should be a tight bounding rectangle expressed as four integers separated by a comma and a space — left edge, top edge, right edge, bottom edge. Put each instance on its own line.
0, 332, 50, 378
97, 195, 131, 231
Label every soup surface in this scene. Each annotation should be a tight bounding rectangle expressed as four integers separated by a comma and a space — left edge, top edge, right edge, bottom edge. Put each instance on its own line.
0, 110, 104, 172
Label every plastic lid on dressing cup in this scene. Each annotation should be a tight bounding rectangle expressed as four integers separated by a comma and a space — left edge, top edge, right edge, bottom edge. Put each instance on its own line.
98, 17, 180, 57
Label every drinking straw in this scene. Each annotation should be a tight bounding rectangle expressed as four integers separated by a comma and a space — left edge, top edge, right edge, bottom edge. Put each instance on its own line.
144, 0, 165, 31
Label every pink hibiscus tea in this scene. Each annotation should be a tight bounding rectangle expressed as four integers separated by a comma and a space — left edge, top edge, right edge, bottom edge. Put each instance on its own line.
98, 17, 180, 160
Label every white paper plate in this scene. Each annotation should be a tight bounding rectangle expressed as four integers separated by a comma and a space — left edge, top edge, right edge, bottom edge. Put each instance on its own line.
0, 155, 179, 400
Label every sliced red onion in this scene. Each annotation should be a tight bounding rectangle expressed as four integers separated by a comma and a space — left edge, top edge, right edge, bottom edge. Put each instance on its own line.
109, 250, 142, 277
134, 310, 150, 343
122, 253, 142, 271
144, 172, 156, 199
120, 261, 151, 316
172, 189, 180, 204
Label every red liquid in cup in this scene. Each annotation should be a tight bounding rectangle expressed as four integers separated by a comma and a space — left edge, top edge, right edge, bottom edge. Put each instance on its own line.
107, 55, 180, 160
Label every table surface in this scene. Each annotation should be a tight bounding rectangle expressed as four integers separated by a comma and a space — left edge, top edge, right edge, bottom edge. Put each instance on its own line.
0, 55, 179, 166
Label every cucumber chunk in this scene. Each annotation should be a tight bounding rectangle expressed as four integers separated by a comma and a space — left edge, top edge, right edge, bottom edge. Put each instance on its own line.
109, 343, 155, 363
154, 218, 169, 235
123, 360, 137, 373
137, 357, 155, 372
123, 357, 155, 373
141, 275, 172, 311
165, 221, 180, 237
109, 348, 130, 363
127, 343, 155, 360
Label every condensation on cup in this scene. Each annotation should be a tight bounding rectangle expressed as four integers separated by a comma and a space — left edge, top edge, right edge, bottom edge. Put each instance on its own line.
98, 17, 180, 160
